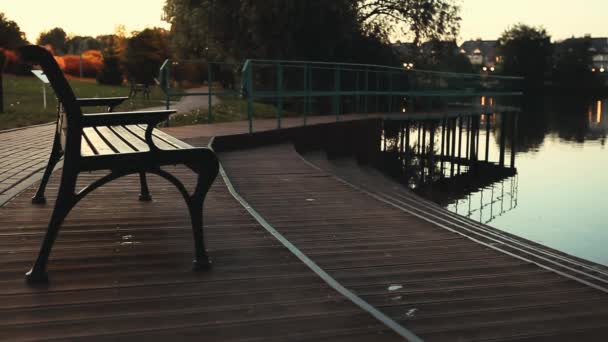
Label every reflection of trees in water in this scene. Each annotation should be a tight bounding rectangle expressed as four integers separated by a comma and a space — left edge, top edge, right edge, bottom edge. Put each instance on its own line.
507, 96, 607, 152
549, 96, 593, 142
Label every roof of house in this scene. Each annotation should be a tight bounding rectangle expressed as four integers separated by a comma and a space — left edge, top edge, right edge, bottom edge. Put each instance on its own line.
460, 40, 497, 56
589, 38, 608, 53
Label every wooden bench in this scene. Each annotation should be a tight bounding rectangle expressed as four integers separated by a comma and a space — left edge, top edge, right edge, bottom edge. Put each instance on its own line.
19, 45, 219, 284
128, 80, 151, 99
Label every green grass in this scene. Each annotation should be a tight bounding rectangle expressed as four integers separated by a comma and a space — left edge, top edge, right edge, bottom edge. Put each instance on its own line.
168, 95, 297, 126
0, 74, 170, 130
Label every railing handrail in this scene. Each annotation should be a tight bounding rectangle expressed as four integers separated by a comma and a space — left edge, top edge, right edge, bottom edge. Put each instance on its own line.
242, 59, 525, 81
162, 58, 524, 133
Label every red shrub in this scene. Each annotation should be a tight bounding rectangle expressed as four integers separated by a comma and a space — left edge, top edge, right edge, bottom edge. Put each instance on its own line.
0, 48, 31, 75
60, 50, 103, 78
54, 56, 66, 70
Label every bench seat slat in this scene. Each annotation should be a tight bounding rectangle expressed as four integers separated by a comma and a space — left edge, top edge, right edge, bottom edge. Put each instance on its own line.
96, 126, 138, 154
110, 125, 150, 152
82, 128, 115, 155
138, 125, 193, 149
126, 125, 177, 150
80, 134, 96, 156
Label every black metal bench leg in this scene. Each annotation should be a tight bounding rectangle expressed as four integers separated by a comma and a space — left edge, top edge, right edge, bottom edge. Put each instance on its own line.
188, 161, 218, 271
138, 172, 152, 202
32, 134, 63, 205
26, 179, 77, 284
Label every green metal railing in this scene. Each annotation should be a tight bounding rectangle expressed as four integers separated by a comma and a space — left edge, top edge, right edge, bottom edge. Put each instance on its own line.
160, 58, 524, 133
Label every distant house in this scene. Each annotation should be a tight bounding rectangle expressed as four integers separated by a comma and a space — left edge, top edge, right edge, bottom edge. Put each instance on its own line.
589, 38, 608, 70
393, 40, 460, 67
392, 42, 417, 56
459, 40, 500, 68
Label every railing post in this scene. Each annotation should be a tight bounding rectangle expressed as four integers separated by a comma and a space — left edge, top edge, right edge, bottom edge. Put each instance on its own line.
208, 62, 213, 123
355, 70, 360, 114
246, 62, 254, 134
498, 113, 507, 166
510, 112, 518, 168
364, 69, 369, 115
388, 71, 393, 114
485, 113, 491, 162
277, 63, 283, 129
0, 51, 4, 113
333, 65, 341, 121
375, 71, 379, 113
165, 60, 171, 127
304, 64, 310, 126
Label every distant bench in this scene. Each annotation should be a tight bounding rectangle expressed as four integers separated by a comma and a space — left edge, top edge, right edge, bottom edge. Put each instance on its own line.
19, 45, 219, 284
129, 80, 151, 99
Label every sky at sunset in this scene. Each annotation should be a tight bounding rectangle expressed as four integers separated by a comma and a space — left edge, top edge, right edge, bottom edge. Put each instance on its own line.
2, 0, 608, 43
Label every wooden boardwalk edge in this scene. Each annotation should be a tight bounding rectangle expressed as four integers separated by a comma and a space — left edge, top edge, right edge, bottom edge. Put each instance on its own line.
214, 140, 608, 341
295, 150, 608, 293
209, 137, 424, 342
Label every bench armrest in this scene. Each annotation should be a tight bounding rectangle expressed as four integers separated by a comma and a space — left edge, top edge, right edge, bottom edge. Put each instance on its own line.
82, 110, 175, 127
77, 97, 129, 108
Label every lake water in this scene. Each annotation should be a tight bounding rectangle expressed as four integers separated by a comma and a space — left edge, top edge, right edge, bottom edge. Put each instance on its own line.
378, 97, 608, 266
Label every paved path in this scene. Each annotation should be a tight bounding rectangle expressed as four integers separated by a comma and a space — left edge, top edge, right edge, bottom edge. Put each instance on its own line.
144, 86, 220, 113
0, 124, 55, 204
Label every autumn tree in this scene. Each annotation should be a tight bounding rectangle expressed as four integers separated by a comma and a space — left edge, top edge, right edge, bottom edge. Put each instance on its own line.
66, 36, 102, 55
0, 13, 28, 49
97, 35, 124, 85
124, 28, 170, 84
37, 27, 68, 55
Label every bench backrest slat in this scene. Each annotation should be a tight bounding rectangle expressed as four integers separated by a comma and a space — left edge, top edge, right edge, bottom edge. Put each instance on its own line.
19, 46, 83, 161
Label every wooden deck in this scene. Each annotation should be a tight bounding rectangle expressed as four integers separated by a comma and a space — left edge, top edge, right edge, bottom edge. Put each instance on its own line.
218, 143, 608, 341
0, 164, 402, 341
2, 117, 608, 341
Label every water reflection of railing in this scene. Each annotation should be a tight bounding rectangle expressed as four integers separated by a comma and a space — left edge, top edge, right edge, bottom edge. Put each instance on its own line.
450, 174, 518, 224
380, 111, 519, 224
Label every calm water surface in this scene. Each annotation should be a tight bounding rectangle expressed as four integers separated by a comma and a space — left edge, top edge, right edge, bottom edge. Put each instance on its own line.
417, 97, 608, 265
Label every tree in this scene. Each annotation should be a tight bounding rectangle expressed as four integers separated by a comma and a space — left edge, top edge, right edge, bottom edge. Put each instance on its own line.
124, 28, 169, 84
163, 0, 458, 64
416, 39, 473, 73
164, 0, 361, 61
66, 36, 102, 55
552, 37, 601, 90
97, 35, 124, 85
0, 13, 28, 49
37, 28, 68, 55
497, 24, 552, 88
356, 0, 461, 45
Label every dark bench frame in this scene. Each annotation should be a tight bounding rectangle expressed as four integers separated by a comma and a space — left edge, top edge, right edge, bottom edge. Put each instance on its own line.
19, 46, 219, 284
129, 80, 151, 99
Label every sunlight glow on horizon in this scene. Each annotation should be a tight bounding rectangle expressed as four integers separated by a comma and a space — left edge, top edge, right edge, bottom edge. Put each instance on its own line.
459, 0, 608, 42
0, 0, 169, 42
2, 0, 608, 44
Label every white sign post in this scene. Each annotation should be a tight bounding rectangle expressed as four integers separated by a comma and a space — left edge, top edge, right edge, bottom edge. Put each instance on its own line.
31, 70, 50, 109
